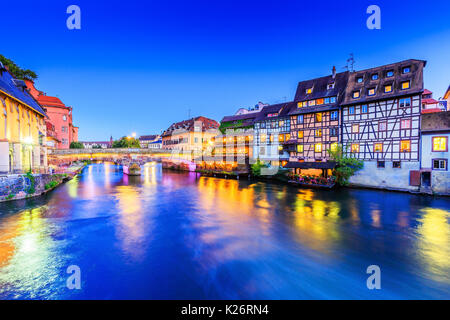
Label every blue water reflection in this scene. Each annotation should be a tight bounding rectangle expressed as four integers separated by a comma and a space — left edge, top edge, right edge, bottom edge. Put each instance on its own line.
0, 164, 449, 299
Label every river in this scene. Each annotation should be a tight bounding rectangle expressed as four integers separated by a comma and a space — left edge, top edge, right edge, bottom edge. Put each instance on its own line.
0, 163, 449, 299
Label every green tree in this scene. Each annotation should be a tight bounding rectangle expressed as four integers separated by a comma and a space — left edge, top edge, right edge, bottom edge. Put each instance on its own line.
327, 144, 364, 186
0, 54, 38, 80
70, 141, 84, 149
251, 158, 268, 176
112, 136, 141, 148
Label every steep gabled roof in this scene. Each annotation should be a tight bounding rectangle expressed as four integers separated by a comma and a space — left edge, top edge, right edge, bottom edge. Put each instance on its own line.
0, 64, 47, 116
342, 59, 426, 106
162, 116, 219, 137
294, 71, 349, 103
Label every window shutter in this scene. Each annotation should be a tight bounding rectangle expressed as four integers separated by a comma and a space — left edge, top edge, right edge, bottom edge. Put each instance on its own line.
409, 170, 421, 186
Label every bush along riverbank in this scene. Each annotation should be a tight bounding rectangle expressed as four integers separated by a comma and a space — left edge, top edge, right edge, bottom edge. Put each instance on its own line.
0, 163, 86, 202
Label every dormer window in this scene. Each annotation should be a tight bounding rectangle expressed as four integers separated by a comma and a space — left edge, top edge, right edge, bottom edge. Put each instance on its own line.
306, 88, 312, 94
402, 66, 411, 74
384, 84, 393, 93
352, 91, 360, 99
327, 82, 335, 90
401, 81, 411, 90
371, 74, 379, 80
356, 76, 363, 83
386, 70, 394, 77
368, 88, 376, 96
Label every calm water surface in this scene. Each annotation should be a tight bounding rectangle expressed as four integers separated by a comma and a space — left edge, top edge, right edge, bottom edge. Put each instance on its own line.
0, 163, 449, 299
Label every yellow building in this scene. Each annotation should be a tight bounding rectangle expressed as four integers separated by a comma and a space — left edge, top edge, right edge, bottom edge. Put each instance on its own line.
161, 116, 219, 161
0, 63, 48, 174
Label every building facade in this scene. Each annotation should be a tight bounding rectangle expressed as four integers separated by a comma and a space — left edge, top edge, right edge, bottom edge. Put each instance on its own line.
283, 69, 348, 176
162, 116, 219, 161
419, 111, 450, 195
253, 102, 293, 167
341, 59, 425, 191
139, 134, 161, 148
0, 63, 48, 173
25, 80, 78, 149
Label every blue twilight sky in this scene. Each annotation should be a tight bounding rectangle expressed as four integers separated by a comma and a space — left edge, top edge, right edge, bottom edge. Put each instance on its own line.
1, 0, 449, 140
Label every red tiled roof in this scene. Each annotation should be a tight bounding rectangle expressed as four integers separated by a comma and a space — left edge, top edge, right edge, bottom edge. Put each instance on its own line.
421, 108, 443, 114
423, 89, 432, 95
422, 98, 439, 104
37, 95, 66, 108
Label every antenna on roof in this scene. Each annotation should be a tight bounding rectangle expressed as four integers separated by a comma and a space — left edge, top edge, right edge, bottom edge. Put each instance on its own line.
345, 53, 355, 72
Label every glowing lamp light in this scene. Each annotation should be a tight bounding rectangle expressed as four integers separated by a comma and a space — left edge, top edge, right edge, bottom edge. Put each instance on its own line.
23, 136, 33, 145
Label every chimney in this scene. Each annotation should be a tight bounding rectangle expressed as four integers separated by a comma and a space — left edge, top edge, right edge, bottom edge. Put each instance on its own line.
332, 66, 336, 79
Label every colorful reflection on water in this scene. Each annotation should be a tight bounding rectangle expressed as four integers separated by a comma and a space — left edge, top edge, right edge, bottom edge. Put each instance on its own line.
0, 164, 449, 299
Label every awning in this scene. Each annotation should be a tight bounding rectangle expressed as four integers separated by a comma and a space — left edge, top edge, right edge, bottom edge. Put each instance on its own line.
283, 161, 336, 169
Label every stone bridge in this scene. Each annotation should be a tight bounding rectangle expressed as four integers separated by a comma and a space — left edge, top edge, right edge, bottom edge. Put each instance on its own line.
48, 148, 197, 171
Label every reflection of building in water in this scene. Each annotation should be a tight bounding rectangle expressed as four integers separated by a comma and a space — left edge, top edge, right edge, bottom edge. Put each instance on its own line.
0, 207, 63, 297
416, 208, 450, 283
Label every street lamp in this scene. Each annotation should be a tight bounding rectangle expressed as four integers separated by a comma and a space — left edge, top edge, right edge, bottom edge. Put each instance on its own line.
23, 136, 33, 172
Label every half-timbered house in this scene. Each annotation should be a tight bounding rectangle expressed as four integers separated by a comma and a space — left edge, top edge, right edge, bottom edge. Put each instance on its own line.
253, 102, 294, 168
283, 69, 349, 177
341, 59, 426, 191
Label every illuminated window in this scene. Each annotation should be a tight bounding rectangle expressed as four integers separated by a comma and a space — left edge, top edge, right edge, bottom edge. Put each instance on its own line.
384, 85, 392, 93
286, 134, 290, 141
260, 134, 266, 143
315, 129, 322, 137
308, 100, 316, 106
279, 120, 284, 127
297, 145, 303, 153
351, 144, 359, 153
378, 121, 387, 131
361, 105, 368, 113
399, 98, 411, 108
315, 113, 322, 122
330, 142, 338, 152
353, 91, 360, 99
278, 134, 285, 142
297, 131, 303, 139
278, 146, 283, 151
306, 88, 312, 94
368, 88, 375, 96
432, 137, 448, 152
374, 143, 383, 152
315, 143, 322, 153
401, 119, 411, 129
400, 140, 411, 152
352, 124, 359, 133
297, 102, 303, 108
401, 81, 410, 90
316, 98, 324, 105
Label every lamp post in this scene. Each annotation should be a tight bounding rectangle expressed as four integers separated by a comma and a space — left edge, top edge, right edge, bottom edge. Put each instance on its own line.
23, 136, 33, 173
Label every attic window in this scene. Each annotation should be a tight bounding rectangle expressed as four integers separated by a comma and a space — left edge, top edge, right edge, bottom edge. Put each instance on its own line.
401, 81, 411, 90
327, 83, 335, 90
352, 91, 360, 99
384, 84, 393, 93
368, 88, 376, 96
306, 88, 313, 94
356, 76, 363, 83
386, 70, 394, 77
371, 74, 379, 80
402, 66, 411, 74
